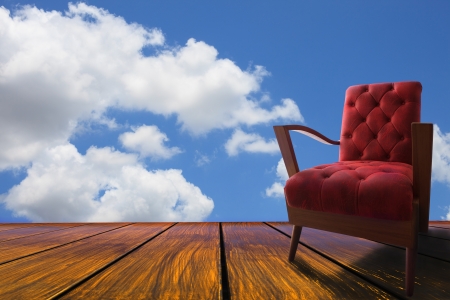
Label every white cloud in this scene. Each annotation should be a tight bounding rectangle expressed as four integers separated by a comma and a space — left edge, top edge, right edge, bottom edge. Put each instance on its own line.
225, 129, 280, 156
119, 125, 182, 160
432, 124, 450, 185
0, 3, 302, 170
432, 125, 450, 221
265, 158, 288, 198
2, 144, 214, 222
194, 151, 211, 167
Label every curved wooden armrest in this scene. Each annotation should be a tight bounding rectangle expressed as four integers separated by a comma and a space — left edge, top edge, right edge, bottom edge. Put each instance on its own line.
273, 125, 339, 177
284, 125, 340, 145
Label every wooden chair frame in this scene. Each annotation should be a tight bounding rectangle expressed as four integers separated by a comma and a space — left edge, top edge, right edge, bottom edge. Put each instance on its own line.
273, 123, 433, 296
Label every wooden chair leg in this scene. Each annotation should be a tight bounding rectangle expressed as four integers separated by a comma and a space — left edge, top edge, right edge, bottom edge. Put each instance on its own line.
406, 245, 418, 296
289, 225, 302, 261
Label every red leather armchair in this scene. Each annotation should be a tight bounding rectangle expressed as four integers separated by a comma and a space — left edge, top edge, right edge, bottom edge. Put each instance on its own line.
274, 81, 433, 296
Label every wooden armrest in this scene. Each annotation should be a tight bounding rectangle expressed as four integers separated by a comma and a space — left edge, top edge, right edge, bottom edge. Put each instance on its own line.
273, 125, 339, 178
412, 122, 433, 233
285, 125, 340, 145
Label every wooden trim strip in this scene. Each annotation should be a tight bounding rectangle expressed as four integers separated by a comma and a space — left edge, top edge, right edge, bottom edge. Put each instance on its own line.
412, 122, 433, 233
286, 206, 412, 247
0, 223, 134, 266
47, 223, 177, 300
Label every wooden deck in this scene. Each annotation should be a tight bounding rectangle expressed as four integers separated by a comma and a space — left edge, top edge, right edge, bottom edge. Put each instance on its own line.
0, 222, 449, 299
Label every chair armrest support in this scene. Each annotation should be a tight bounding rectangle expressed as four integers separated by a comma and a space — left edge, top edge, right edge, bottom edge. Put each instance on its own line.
273, 125, 339, 178
412, 122, 433, 233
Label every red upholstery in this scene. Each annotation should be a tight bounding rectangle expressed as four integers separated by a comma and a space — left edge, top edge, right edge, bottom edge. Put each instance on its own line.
285, 161, 413, 221
285, 81, 421, 221
340, 82, 421, 164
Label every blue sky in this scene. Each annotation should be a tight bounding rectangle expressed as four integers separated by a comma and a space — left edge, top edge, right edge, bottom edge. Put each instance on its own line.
0, 0, 449, 222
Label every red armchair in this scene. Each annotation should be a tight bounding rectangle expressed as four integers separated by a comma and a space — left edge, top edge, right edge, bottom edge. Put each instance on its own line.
274, 81, 433, 296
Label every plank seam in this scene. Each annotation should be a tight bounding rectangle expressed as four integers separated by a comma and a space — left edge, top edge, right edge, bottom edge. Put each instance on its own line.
375, 240, 450, 264
429, 225, 450, 230
0, 223, 135, 266
47, 222, 178, 300
219, 223, 231, 300
263, 222, 406, 300
0, 224, 88, 243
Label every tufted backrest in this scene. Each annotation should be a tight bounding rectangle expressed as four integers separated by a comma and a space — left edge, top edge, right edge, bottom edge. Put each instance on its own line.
339, 81, 421, 164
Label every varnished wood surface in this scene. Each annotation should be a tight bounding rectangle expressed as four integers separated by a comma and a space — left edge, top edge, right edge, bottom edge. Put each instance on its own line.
0, 223, 172, 299
0, 223, 131, 264
0, 222, 448, 299
0, 223, 82, 242
62, 222, 221, 299
269, 222, 450, 299
222, 222, 393, 299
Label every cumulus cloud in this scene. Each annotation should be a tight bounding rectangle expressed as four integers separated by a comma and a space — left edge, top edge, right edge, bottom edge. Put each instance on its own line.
2, 144, 214, 222
0, 2, 305, 222
119, 125, 182, 160
225, 129, 280, 156
0, 3, 302, 170
266, 158, 289, 198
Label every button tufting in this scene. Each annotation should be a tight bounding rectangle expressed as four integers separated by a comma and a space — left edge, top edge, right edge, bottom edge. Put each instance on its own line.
400, 136, 404, 140
359, 153, 363, 157
348, 134, 352, 138
362, 118, 366, 122
350, 103, 355, 107
374, 134, 378, 139
401, 101, 405, 105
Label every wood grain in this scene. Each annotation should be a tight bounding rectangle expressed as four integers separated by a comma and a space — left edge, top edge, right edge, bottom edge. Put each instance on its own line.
222, 222, 394, 300
429, 221, 450, 229
269, 222, 450, 299
420, 226, 450, 240
0, 223, 82, 242
61, 222, 221, 300
0, 223, 172, 299
0, 223, 131, 264
0, 223, 36, 232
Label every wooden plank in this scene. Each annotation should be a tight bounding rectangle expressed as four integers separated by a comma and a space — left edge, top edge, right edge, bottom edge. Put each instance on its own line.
416, 234, 450, 262
420, 226, 450, 240
0, 223, 131, 264
0, 223, 173, 299
269, 222, 450, 299
222, 222, 394, 299
429, 221, 450, 229
0, 223, 82, 242
61, 222, 221, 299
0, 223, 36, 232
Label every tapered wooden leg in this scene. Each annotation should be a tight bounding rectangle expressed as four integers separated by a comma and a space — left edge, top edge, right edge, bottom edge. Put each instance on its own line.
406, 245, 417, 296
288, 225, 302, 261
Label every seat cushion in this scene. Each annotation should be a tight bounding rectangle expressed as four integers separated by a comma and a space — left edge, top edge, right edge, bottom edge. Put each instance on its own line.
284, 161, 413, 221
